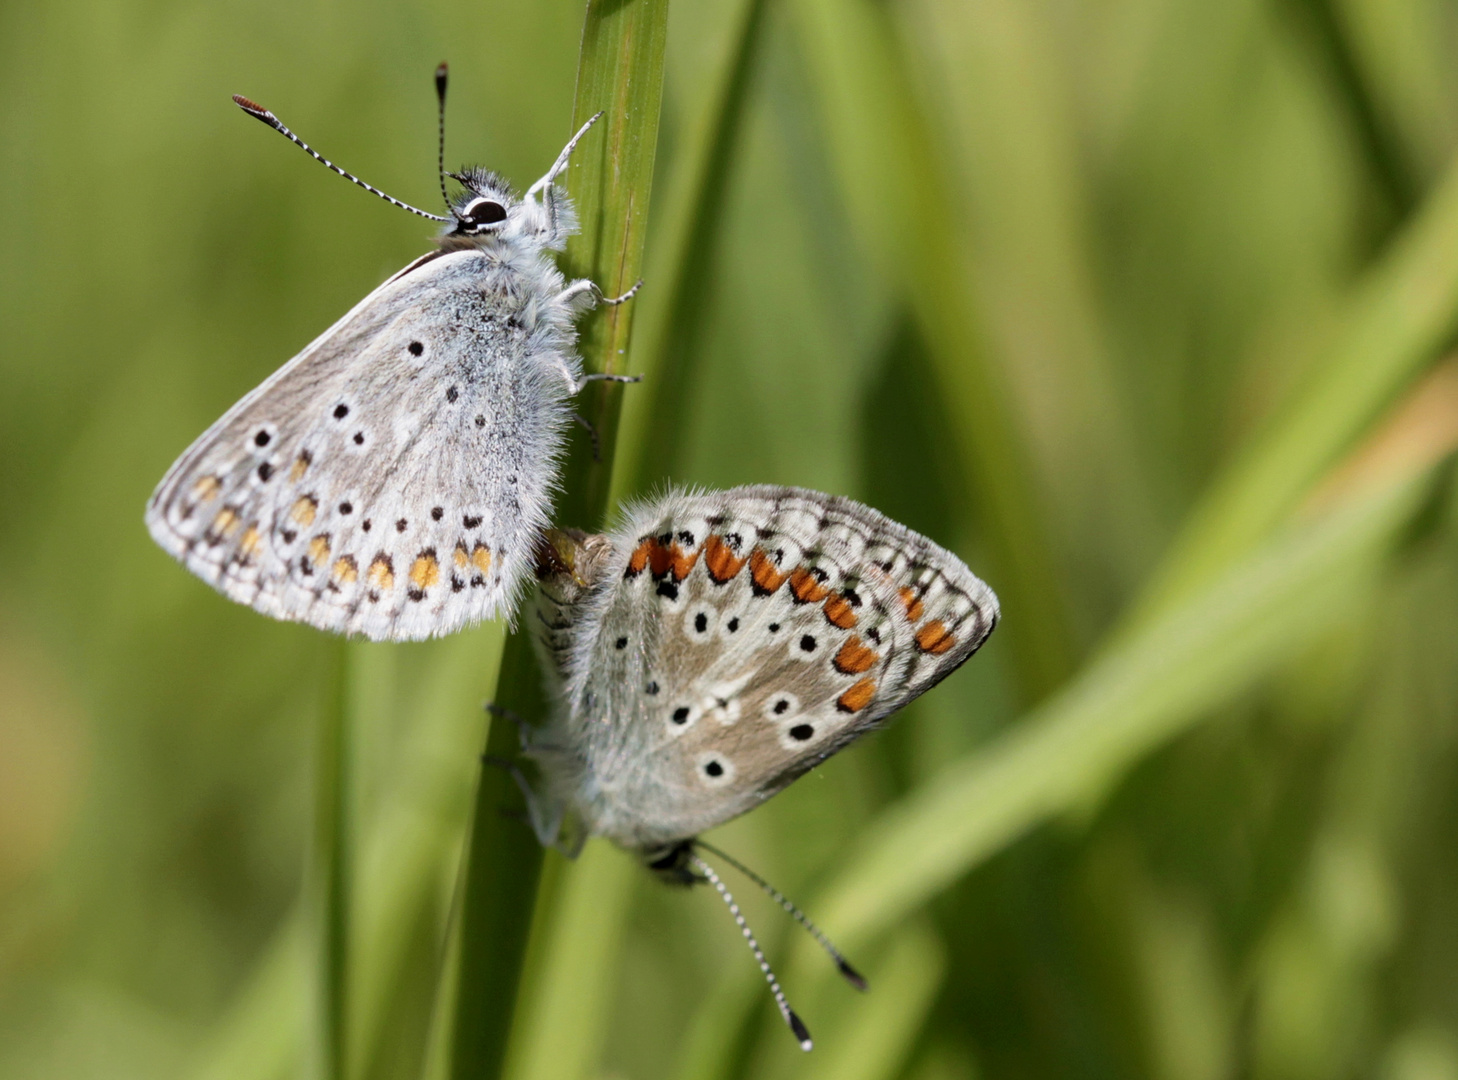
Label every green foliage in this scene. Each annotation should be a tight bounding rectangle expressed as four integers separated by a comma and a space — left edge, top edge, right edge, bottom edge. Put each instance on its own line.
3, 1, 1458, 1079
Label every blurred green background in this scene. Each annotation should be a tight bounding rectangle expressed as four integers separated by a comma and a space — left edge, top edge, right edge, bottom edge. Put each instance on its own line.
5, 0, 1458, 1078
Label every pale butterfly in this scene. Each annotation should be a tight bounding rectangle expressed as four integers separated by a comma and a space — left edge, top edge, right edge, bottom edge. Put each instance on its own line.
146, 66, 638, 640
517, 485, 999, 1048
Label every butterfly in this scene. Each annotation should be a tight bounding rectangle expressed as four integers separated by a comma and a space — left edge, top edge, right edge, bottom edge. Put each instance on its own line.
145, 66, 637, 641
517, 485, 998, 1046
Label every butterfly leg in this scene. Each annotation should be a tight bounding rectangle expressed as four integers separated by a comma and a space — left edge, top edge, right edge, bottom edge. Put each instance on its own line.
572, 412, 602, 462
599, 278, 643, 305
528, 111, 605, 241
552, 359, 643, 398
485, 701, 561, 754
554, 277, 643, 312
481, 711, 590, 857
527, 111, 604, 198
481, 754, 566, 849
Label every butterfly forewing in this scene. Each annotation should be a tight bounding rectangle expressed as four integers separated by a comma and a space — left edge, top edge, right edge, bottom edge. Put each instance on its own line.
147, 249, 575, 640
536, 486, 999, 850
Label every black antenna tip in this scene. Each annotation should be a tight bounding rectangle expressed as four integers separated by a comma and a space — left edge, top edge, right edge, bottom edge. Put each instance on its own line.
837, 959, 869, 992
788, 1010, 813, 1051
435, 63, 448, 96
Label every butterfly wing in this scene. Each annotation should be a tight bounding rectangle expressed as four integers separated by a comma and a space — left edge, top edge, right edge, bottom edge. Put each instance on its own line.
545, 486, 998, 850
147, 249, 575, 640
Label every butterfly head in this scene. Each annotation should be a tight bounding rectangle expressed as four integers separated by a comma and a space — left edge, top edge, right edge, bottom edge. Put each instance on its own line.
445, 168, 517, 235
643, 839, 700, 886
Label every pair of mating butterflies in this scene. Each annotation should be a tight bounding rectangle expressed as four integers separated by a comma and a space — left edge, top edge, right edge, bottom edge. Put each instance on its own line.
146, 70, 998, 1049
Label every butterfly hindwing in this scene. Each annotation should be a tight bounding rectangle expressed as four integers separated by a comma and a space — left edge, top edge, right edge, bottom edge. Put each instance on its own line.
147, 249, 576, 640
534, 486, 999, 850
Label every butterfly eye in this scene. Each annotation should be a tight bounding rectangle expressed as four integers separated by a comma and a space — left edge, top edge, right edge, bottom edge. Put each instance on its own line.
461, 198, 507, 227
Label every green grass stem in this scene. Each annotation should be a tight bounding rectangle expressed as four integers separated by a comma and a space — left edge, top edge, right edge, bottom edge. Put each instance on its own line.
445, 5, 669, 1078
313, 639, 353, 1080
1136, 155, 1458, 620
615, 0, 769, 498
810, 470, 1428, 956
788, 0, 1077, 699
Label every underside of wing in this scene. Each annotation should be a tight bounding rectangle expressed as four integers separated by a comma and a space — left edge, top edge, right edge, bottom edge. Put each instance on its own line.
557, 485, 999, 848
146, 250, 574, 640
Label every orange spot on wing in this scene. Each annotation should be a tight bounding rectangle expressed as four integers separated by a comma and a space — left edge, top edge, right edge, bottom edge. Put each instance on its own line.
470, 543, 491, 575
703, 535, 746, 584
308, 534, 331, 566
668, 543, 699, 581
836, 677, 877, 713
410, 551, 440, 589
834, 637, 878, 675
899, 586, 924, 622
789, 567, 830, 604
367, 555, 394, 591
914, 620, 956, 655
454, 543, 469, 570
823, 593, 858, 629
211, 508, 241, 538
193, 476, 222, 502
289, 453, 310, 482
332, 555, 358, 585
627, 538, 653, 577
647, 538, 672, 578
291, 496, 318, 527
240, 525, 262, 557
629, 536, 697, 581
749, 549, 787, 595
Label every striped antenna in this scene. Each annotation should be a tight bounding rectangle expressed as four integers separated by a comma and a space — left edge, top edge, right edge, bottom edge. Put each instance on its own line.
691, 853, 814, 1052
232, 94, 450, 223
696, 840, 867, 991
434, 63, 454, 213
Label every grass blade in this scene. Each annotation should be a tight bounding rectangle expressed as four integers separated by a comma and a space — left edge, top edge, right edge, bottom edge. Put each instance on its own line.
898, 0, 1160, 607
188, 914, 308, 1080
500, 844, 639, 1080
787, 0, 1076, 699
793, 333, 1458, 971
312, 639, 352, 1080
489, 14, 771, 1072
812, 469, 1433, 956
1276, 0, 1418, 234
1136, 155, 1458, 619
796, 924, 945, 1080
445, 4, 669, 1078
614, 0, 769, 497
555, 0, 672, 524
447, 634, 550, 1080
